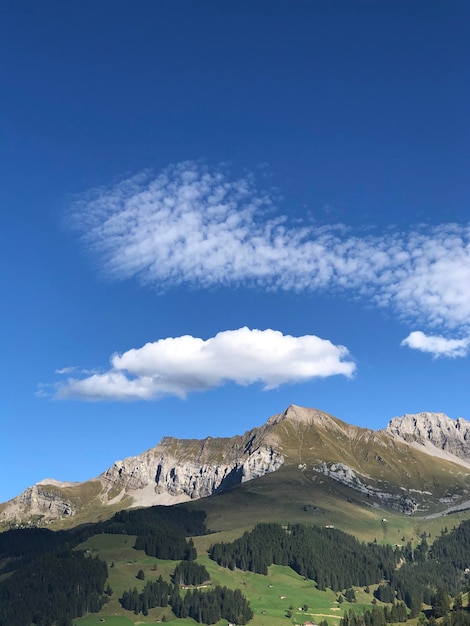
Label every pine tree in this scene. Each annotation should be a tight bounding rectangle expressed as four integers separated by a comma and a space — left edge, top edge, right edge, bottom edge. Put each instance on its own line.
434, 588, 450, 618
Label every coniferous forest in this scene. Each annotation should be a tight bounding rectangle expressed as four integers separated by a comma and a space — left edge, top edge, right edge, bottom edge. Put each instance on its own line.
209, 522, 400, 589
209, 520, 470, 624
170, 585, 253, 624
119, 575, 171, 615
0, 550, 108, 626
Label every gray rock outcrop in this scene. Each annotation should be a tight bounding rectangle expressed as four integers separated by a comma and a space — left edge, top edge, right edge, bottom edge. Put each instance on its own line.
386, 412, 470, 460
102, 439, 284, 500
315, 461, 418, 514
6, 484, 76, 522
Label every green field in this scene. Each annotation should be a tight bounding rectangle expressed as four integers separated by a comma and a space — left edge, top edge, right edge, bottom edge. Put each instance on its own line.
74, 618, 135, 626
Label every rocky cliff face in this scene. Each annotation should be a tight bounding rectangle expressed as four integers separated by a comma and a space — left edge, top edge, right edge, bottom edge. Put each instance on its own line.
16, 484, 76, 517
386, 412, 470, 461
102, 438, 284, 500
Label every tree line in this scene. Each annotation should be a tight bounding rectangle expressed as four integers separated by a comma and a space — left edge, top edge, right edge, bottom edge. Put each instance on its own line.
134, 530, 197, 560
341, 602, 408, 626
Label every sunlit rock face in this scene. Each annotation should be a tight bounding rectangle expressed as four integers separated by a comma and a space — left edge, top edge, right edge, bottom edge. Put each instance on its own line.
102, 441, 284, 499
387, 412, 470, 460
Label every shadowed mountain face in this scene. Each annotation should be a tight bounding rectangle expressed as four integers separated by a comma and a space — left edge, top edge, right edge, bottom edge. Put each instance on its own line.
3, 405, 470, 529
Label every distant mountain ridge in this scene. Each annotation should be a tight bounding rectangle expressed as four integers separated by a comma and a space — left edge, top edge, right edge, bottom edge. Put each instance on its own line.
3, 404, 470, 528
386, 411, 470, 465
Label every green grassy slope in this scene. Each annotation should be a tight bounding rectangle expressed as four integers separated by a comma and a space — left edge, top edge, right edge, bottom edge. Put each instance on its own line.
74, 533, 377, 626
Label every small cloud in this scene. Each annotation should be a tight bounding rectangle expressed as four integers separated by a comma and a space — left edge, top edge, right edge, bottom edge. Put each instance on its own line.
35, 383, 55, 398
35, 389, 50, 398
401, 331, 470, 358
55, 366, 77, 375
54, 327, 355, 401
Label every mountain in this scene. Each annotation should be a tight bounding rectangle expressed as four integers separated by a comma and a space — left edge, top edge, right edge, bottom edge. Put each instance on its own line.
3, 404, 470, 529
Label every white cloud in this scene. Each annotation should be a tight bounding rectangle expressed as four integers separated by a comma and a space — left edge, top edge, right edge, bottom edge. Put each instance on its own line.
69, 161, 470, 347
55, 366, 77, 375
55, 327, 355, 401
401, 331, 470, 359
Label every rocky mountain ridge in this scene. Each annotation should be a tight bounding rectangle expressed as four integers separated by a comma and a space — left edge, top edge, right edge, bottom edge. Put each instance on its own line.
3, 405, 470, 528
385, 411, 470, 463
102, 435, 284, 500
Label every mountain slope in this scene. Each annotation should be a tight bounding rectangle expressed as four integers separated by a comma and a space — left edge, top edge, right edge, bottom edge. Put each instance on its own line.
3, 404, 470, 529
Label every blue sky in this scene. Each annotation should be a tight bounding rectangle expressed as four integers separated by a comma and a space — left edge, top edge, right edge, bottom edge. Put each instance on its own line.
1, 0, 470, 503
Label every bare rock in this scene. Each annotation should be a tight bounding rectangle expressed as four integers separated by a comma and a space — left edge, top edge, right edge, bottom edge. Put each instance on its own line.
386, 412, 470, 460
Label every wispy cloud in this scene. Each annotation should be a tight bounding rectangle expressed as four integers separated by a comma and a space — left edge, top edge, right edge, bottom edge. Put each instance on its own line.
401, 331, 470, 359
35, 383, 53, 398
69, 161, 470, 345
55, 327, 355, 401
55, 366, 77, 375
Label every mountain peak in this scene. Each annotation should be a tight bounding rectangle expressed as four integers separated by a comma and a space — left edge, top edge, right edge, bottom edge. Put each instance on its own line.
270, 404, 338, 426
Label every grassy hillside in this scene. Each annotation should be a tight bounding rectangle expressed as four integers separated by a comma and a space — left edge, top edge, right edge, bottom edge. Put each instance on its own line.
70, 491, 470, 626
74, 532, 375, 626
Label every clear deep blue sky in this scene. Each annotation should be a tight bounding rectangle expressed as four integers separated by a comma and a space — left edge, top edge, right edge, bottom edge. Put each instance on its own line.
1, 1, 470, 502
